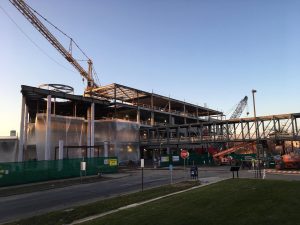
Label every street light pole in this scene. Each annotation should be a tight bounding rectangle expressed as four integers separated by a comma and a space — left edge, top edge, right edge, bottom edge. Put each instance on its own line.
252, 89, 261, 178
252, 90, 257, 119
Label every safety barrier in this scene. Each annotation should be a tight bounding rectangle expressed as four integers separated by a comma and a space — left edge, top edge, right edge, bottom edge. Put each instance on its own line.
0, 157, 118, 187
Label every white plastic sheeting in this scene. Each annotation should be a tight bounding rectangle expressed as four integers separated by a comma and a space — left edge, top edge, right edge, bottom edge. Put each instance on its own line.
0, 137, 18, 162
34, 114, 86, 160
26, 114, 139, 163
94, 120, 140, 163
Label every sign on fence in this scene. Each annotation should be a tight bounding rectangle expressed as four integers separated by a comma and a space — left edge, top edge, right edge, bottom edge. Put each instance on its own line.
109, 159, 118, 166
80, 161, 86, 171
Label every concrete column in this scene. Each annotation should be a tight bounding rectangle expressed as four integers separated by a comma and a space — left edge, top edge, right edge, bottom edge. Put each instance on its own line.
45, 95, 52, 160
114, 84, 117, 118
137, 108, 140, 124
18, 95, 26, 162
295, 118, 298, 136
87, 107, 91, 157
90, 103, 95, 158
24, 105, 28, 149
151, 92, 154, 126
184, 104, 187, 124
151, 92, 154, 109
104, 141, 109, 157
151, 111, 154, 126
168, 100, 172, 125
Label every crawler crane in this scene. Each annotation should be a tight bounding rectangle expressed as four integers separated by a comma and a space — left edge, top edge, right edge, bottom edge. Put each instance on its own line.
213, 96, 251, 165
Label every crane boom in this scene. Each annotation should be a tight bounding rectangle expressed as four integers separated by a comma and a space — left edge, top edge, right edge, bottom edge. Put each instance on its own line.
230, 96, 248, 119
213, 142, 253, 158
9, 0, 97, 88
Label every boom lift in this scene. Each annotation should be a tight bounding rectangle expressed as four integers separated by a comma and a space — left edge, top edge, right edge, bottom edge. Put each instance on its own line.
9, 0, 98, 90
213, 142, 254, 165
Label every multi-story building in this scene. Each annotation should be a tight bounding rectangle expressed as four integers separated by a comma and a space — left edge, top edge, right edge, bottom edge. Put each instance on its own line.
1, 83, 222, 163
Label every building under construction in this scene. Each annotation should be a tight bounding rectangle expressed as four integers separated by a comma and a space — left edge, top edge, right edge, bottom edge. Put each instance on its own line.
0, 1, 224, 164
6, 0, 300, 167
11, 83, 222, 164
1, 1, 300, 183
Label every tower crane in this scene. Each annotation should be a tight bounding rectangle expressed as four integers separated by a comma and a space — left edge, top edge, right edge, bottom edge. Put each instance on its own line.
230, 96, 249, 119
9, 0, 98, 90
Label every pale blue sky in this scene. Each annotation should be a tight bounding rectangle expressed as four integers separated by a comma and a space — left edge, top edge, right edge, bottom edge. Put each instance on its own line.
0, 0, 299, 135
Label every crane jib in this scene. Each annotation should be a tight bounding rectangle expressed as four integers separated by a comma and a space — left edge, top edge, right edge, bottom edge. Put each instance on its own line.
9, 0, 97, 89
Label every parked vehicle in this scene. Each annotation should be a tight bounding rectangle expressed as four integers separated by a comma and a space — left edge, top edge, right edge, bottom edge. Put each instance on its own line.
275, 150, 300, 170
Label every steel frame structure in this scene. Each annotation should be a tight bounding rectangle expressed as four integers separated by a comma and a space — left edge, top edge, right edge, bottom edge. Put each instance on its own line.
140, 113, 300, 147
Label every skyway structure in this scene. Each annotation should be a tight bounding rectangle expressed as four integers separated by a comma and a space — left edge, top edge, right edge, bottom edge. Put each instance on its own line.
140, 113, 300, 148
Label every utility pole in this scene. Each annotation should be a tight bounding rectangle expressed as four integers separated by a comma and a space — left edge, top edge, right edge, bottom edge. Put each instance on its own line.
252, 89, 261, 178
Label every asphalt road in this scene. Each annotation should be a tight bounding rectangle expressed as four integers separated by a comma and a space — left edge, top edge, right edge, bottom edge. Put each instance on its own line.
0, 168, 188, 224
1, 167, 300, 224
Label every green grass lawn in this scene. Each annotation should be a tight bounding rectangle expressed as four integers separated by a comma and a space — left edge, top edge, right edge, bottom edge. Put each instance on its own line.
82, 179, 300, 225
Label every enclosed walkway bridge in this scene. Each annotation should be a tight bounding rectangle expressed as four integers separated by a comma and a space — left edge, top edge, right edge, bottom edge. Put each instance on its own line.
140, 113, 300, 148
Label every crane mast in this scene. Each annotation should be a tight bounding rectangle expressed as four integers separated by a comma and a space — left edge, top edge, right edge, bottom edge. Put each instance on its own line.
9, 0, 97, 89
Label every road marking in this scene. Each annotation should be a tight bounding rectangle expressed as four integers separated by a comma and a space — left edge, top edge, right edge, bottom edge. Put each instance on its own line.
265, 169, 300, 175
247, 169, 300, 175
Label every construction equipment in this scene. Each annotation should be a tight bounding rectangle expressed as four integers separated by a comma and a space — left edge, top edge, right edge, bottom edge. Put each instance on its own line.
274, 140, 300, 169
212, 96, 249, 159
213, 142, 254, 165
230, 96, 249, 119
9, 0, 98, 90
275, 151, 300, 170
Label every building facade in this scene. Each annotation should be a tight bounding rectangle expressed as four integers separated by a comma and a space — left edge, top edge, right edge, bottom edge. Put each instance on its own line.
12, 84, 222, 163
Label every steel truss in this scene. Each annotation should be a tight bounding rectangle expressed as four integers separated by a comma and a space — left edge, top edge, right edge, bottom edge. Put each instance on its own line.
140, 113, 300, 147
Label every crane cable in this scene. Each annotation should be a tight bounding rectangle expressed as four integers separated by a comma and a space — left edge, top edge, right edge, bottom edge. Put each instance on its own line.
0, 3, 76, 74
24, 1, 100, 85
25, 2, 90, 60
225, 96, 249, 119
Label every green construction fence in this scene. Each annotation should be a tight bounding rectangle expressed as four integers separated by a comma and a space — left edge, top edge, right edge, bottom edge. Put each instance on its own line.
0, 157, 118, 187
159, 153, 276, 169
158, 153, 275, 168
159, 153, 214, 167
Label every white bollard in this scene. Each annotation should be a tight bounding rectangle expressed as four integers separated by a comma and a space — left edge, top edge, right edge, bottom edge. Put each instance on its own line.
263, 169, 266, 179
58, 140, 64, 160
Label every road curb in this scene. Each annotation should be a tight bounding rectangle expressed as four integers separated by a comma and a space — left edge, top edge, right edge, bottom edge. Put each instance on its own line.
69, 177, 228, 225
